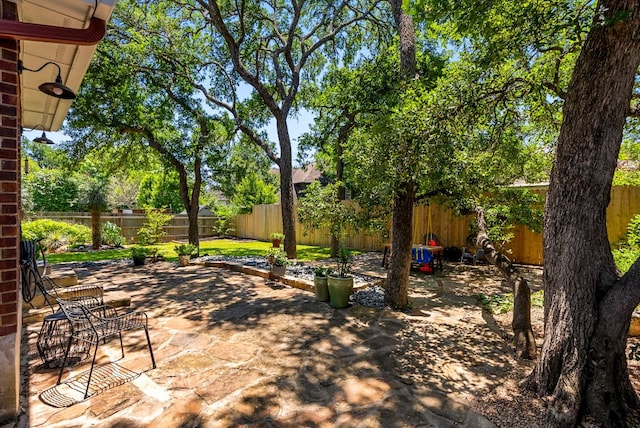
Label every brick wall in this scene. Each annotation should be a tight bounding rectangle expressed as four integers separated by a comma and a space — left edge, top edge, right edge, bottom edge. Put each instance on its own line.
0, 0, 20, 337
0, 0, 21, 422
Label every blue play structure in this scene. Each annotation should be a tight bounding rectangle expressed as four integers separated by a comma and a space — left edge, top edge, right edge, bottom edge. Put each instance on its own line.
412, 247, 433, 273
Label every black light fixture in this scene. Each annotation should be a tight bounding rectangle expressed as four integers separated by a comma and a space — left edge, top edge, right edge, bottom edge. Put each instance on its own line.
18, 60, 76, 99
29, 125, 54, 145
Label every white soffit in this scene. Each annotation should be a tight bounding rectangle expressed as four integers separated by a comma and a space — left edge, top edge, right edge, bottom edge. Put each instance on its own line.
18, 0, 116, 131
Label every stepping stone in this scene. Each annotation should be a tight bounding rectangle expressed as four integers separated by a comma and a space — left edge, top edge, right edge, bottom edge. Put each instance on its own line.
48, 269, 78, 287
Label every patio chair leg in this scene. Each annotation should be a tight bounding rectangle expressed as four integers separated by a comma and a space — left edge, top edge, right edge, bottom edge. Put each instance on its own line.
84, 344, 100, 399
57, 335, 74, 384
144, 327, 156, 369
118, 332, 124, 358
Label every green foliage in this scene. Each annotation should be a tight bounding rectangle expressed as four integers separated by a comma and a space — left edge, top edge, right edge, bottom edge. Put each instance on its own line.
21, 219, 91, 251
136, 208, 172, 245
174, 243, 196, 256
334, 247, 354, 278
478, 290, 545, 314
137, 172, 184, 213
298, 182, 357, 240
612, 215, 640, 273
613, 247, 640, 274
231, 172, 277, 212
627, 215, 640, 247
270, 233, 285, 241
23, 170, 79, 212
130, 245, 149, 258
101, 222, 124, 246
265, 247, 289, 266
212, 205, 238, 237
218, 140, 278, 203
42, 239, 331, 264
77, 179, 109, 212
313, 265, 327, 277
462, 189, 544, 250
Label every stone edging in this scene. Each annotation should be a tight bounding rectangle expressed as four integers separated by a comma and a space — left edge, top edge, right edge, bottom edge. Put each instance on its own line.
195, 260, 383, 293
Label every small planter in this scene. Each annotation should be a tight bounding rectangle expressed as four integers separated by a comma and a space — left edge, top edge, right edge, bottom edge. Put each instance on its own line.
271, 239, 282, 248
132, 255, 146, 266
272, 264, 286, 277
314, 275, 329, 302
178, 255, 190, 267
327, 275, 353, 309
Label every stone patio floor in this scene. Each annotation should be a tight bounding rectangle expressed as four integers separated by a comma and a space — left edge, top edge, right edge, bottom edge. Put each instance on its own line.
10, 253, 524, 428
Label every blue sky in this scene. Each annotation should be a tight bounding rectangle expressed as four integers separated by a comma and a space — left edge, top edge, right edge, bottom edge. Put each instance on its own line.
23, 111, 315, 166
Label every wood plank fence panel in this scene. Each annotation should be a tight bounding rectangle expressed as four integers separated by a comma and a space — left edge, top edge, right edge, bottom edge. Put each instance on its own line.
234, 185, 640, 265
31, 212, 219, 243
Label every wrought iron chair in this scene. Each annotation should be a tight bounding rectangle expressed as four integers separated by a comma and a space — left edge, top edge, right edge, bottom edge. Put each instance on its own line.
20, 239, 104, 311
56, 297, 156, 399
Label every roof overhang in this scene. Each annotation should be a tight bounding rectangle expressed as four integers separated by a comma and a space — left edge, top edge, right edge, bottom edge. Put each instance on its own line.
11, 0, 116, 131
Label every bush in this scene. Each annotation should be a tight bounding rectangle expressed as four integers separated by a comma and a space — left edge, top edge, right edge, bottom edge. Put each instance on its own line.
174, 243, 196, 256
213, 205, 238, 238
101, 222, 124, 246
611, 214, 640, 274
627, 214, 640, 248
136, 208, 172, 245
22, 219, 91, 251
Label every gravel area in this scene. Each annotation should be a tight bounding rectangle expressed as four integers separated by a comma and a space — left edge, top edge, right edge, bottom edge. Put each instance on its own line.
195, 255, 387, 308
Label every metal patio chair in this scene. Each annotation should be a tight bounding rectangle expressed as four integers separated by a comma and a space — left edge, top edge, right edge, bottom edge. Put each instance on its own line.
56, 297, 156, 399
20, 239, 104, 311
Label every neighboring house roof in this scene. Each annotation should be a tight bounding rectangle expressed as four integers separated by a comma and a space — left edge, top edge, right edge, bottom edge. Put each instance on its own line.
270, 162, 324, 185
179, 206, 216, 216
292, 162, 323, 184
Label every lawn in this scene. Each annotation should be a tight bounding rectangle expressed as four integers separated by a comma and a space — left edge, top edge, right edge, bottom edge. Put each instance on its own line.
44, 238, 333, 264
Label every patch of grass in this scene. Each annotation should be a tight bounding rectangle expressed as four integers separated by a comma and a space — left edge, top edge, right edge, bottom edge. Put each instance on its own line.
478, 289, 545, 314
45, 248, 131, 264
44, 238, 333, 264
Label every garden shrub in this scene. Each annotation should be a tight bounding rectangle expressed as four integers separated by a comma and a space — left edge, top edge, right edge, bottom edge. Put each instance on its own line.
101, 222, 124, 246
627, 214, 640, 247
136, 208, 172, 245
612, 214, 640, 274
22, 219, 91, 251
212, 205, 238, 237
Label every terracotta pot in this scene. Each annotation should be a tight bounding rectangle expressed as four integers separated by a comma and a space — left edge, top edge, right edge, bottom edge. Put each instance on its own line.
327, 276, 353, 309
178, 255, 190, 267
272, 239, 282, 248
314, 276, 329, 302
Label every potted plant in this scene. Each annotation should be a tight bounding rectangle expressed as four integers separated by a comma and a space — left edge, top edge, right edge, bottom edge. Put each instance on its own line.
130, 245, 148, 266
313, 266, 332, 302
327, 247, 354, 308
174, 243, 196, 266
270, 232, 285, 248
266, 247, 289, 277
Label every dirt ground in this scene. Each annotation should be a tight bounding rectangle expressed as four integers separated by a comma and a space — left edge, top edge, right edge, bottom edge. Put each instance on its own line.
455, 262, 640, 428
19, 253, 640, 428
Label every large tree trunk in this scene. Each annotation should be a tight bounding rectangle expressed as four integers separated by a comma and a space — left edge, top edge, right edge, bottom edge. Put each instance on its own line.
526, 1, 640, 426
331, 134, 347, 258
384, 0, 418, 310
385, 181, 415, 309
276, 117, 297, 259
91, 209, 101, 250
474, 206, 537, 359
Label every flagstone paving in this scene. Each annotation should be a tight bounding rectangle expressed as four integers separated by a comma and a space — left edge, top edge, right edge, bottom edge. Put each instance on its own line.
8, 255, 530, 428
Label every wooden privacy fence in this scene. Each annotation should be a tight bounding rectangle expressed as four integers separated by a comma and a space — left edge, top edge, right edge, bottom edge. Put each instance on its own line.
32, 212, 219, 243
234, 185, 640, 266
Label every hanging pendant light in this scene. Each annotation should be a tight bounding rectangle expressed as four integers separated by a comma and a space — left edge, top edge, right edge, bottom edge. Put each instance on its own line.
29, 125, 54, 145
18, 60, 76, 99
